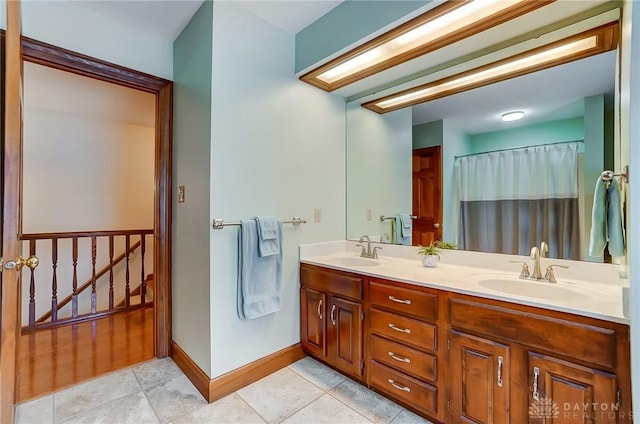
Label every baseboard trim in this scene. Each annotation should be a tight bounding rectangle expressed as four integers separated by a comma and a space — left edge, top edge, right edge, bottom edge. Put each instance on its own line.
171, 341, 305, 403
170, 341, 211, 401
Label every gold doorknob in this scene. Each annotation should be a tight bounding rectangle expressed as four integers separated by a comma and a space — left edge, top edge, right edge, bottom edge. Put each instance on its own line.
433, 223, 441, 229
1, 255, 39, 272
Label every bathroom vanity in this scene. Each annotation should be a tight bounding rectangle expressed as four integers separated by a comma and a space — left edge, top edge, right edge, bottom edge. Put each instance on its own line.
299, 242, 632, 424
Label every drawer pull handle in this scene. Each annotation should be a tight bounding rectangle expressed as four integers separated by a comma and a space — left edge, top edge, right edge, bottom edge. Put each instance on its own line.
497, 356, 503, 388
331, 305, 336, 326
388, 379, 411, 393
317, 299, 323, 320
388, 296, 411, 305
388, 352, 411, 363
388, 323, 411, 334
532, 366, 540, 401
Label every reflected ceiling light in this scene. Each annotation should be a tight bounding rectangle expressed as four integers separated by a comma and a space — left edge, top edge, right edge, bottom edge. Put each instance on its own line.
502, 111, 525, 121
300, 0, 554, 92
363, 22, 618, 114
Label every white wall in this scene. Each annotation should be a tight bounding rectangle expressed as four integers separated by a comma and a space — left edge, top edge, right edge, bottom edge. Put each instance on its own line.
346, 102, 412, 241
442, 120, 469, 243
19, 1, 172, 79
208, 1, 345, 377
23, 107, 154, 233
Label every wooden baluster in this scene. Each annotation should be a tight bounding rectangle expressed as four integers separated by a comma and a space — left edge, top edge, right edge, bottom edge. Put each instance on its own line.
72, 237, 78, 318
91, 236, 97, 314
51, 238, 58, 322
140, 234, 146, 305
125, 235, 131, 307
28, 240, 37, 327
109, 236, 114, 310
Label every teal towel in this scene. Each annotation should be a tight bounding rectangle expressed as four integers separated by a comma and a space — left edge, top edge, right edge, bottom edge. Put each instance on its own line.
399, 213, 412, 237
588, 177, 626, 257
394, 216, 411, 246
255, 216, 281, 257
607, 179, 625, 257
238, 220, 282, 320
588, 177, 607, 257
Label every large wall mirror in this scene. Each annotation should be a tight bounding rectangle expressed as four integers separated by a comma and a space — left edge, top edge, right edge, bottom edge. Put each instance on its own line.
346, 3, 621, 263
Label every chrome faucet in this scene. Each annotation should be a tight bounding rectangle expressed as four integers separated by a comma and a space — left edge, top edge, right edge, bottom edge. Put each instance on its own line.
511, 241, 569, 283
357, 235, 381, 259
530, 246, 544, 280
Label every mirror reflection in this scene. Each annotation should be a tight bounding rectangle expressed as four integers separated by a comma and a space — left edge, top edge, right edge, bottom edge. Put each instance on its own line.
346, 50, 616, 262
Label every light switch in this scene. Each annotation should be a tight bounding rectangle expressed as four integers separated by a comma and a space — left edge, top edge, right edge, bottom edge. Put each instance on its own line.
178, 185, 185, 203
314, 208, 322, 223
366, 209, 372, 221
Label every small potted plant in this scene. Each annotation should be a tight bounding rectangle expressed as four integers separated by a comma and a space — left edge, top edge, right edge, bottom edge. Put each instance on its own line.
417, 242, 441, 267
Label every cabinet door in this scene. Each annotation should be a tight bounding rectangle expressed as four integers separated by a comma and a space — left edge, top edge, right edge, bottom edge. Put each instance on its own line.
328, 297, 363, 377
450, 330, 510, 424
528, 353, 618, 424
301, 287, 326, 358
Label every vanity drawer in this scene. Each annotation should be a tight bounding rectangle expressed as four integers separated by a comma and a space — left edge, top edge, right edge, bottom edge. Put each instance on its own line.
370, 309, 437, 352
300, 264, 362, 301
370, 281, 437, 322
450, 297, 617, 369
370, 360, 437, 416
370, 335, 437, 383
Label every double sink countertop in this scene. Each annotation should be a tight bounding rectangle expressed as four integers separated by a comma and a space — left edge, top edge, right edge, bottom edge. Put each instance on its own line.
300, 241, 630, 325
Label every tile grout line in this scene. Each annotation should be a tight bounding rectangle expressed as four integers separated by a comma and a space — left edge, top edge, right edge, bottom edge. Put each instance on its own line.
131, 363, 165, 424
234, 392, 271, 424
325, 384, 376, 424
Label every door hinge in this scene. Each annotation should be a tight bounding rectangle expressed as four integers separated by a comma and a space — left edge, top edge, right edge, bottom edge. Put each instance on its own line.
447, 400, 451, 413
447, 338, 450, 351
360, 311, 364, 321
616, 388, 622, 409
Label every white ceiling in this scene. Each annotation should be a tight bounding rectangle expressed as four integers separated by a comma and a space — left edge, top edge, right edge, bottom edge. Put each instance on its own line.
411, 50, 616, 134
70, 0, 206, 41
236, 0, 343, 34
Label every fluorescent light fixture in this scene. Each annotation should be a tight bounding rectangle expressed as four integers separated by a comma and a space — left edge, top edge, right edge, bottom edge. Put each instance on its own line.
300, 0, 554, 92
502, 111, 525, 121
363, 22, 618, 114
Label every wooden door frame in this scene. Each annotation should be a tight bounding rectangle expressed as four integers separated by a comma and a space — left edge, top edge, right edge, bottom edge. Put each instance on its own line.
1, 2, 23, 422
0, 31, 173, 358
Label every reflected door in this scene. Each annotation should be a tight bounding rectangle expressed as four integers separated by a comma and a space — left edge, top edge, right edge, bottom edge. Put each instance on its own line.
412, 146, 442, 245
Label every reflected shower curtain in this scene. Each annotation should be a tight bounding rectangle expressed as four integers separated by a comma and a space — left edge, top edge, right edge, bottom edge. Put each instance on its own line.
455, 142, 581, 259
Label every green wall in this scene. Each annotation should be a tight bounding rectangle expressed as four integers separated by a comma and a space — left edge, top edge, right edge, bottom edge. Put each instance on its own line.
172, 0, 213, 376
413, 119, 444, 149
295, 0, 429, 73
467, 116, 584, 152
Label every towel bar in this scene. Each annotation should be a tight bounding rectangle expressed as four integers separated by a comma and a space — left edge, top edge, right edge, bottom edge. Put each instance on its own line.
212, 217, 307, 229
601, 165, 629, 188
380, 215, 417, 222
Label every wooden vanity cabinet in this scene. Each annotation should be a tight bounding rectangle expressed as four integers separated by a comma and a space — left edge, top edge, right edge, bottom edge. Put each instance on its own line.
300, 264, 364, 379
448, 295, 631, 424
367, 279, 444, 422
299, 264, 631, 424
449, 330, 510, 424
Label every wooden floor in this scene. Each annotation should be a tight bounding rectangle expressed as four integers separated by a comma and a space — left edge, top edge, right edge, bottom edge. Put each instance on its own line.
18, 307, 154, 402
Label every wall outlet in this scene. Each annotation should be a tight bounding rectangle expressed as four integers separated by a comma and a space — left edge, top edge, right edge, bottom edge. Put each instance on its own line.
366, 209, 372, 221
314, 208, 322, 223
178, 185, 185, 203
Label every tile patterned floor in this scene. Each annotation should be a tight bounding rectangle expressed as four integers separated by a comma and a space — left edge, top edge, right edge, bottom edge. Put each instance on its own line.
16, 356, 434, 424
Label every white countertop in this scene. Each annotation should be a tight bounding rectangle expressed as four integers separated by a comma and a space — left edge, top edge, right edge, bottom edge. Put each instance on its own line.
300, 241, 630, 325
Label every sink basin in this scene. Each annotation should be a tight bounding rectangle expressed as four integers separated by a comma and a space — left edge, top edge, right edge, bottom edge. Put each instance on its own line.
328, 257, 381, 267
478, 278, 592, 302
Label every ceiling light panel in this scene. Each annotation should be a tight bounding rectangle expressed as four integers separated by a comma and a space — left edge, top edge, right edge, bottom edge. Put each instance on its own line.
363, 22, 618, 114
301, 0, 554, 92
